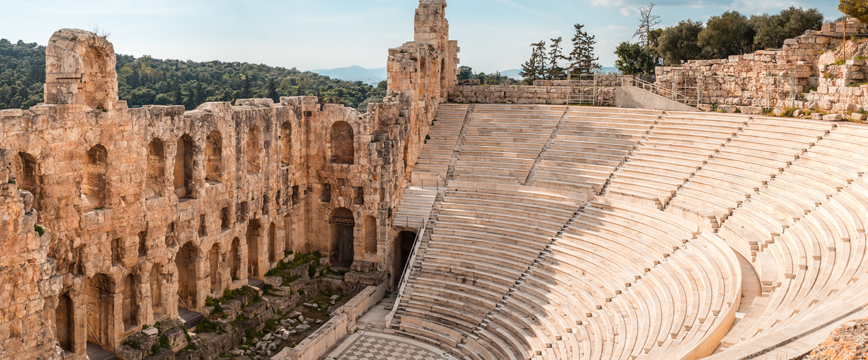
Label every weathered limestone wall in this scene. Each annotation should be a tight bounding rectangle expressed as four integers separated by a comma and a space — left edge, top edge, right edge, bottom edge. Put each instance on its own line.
0, 149, 63, 360
0, 0, 458, 358
655, 20, 867, 112
448, 84, 617, 106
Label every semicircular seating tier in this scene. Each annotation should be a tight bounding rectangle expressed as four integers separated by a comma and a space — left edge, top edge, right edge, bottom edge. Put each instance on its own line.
391, 104, 868, 359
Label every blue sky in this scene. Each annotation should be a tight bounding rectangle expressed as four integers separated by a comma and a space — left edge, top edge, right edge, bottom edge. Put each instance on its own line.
0, 0, 844, 73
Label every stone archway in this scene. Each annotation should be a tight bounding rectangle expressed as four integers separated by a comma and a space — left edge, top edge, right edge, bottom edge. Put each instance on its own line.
56, 292, 74, 352
85, 274, 112, 349
330, 208, 355, 268
230, 238, 241, 281
247, 220, 262, 278
175, 243, 198, 310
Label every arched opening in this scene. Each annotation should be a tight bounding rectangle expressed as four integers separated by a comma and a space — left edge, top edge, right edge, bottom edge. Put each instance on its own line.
82, 45, 112, 110
247, 125, 261, 173
122, 274, 138, 331
205, 131, 222, 183
82, 144, 108, 212
284, 216, 293, 255
280, 122, 292, 166
247, 220, 262, 278
150, 265, 165, 318
268, 222, 277, 263
364, 216, 377, 254
56, 292, 74, 352
85, 274, 112, 349
176, 243, 197, 310
14, 152, 40, 210
230, 238, 240, 281
330, 121, 354, 164
330, 208, 355, 268
209, 243, 220, 291
174, 134, 194, 199
393, 231, 417, 287
146, 138, 165, 199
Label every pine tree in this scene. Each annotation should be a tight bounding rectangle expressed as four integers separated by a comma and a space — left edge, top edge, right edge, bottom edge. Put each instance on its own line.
634, 3, 662, 49
567, 24, 600, 75
241, 75, 252, 99
520, 41, 548, 85
840, 0, 868, 24
547, 37, 566, 80
267, 78, 278, 103
172, 83, 182, 105
194, 81, 204, 106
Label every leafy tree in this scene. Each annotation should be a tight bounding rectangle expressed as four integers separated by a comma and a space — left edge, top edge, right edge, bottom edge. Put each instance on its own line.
634, 3, 662, 49
839, 0, 868, 23
648, 28, 665, 65
567, 24, 600, 75
546, 37, 566, 80
750, 7, 823, 50
520, 41, 548, 84
240, 75, 252, 99
698, 11, 755, 59
0, 38, 392, 112
457, 66, 474, 80
657, 20, 703, 65
614, 42, 655, 75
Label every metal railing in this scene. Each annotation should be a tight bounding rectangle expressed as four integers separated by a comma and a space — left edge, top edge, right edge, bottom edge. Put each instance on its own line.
632, 76, 701, 107
385, 215, 429, 328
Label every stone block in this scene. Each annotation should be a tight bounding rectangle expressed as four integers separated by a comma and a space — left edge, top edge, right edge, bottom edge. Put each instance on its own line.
823, 113, 843, 121
852, 112, 866, 121
163, 327, 188, 353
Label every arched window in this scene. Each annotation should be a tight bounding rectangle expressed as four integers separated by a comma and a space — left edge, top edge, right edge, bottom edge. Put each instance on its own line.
174, 134, 194, 198
146, 138, 165, 199
14, 152, 40, 210
247, 125, 261, 173
330, 121, 354, 164
205, 131, 222, 183
364, 216, 377, 254
82, 145, 108, 211
330, 208, 355, 267
280, 122, 292, 166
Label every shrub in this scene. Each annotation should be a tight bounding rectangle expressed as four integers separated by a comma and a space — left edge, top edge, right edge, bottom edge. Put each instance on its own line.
34, 225, 45, 237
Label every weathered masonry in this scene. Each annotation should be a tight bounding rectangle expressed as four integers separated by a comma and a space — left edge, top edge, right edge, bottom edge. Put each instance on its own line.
0, 0, 457, 358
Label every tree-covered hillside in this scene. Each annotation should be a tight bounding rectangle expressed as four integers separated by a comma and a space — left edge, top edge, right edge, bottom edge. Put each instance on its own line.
0, 38, 386, 112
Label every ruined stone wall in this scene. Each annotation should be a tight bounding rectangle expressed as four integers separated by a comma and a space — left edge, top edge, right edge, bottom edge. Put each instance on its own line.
448, 84, 617, 106
0, 149, 63, 360
0, 0, 457, 357
655, 20, 866, 111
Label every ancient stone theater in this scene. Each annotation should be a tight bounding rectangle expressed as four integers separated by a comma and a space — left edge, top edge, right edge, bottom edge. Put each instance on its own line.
2, 1, 868, 359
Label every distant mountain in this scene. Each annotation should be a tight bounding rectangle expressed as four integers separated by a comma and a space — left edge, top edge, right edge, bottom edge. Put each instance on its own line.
310, 65, 386, 86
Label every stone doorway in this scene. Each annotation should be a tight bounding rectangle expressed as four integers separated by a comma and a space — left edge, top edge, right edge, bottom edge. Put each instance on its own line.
176, 243, 197, 310
393, 231, 417, 287
331, 208, 355, 268
247, 220, 262, 278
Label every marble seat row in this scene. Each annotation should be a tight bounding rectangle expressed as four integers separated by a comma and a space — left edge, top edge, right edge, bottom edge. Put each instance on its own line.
530, 109, 659, 192
606, 112, 748, 204
461, 198, 740, 360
